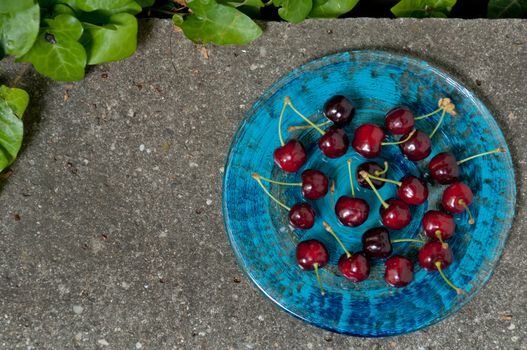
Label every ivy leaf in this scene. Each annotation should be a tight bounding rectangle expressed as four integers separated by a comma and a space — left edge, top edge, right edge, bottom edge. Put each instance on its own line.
0, 0, 34, 13
309, 0, 359, 18
391, 0, 457, 18
52, 4, 77, 16
80, 13, 138, 65
218, 0, 264, 17
135, 0, 156, 7
173, 0, 262, 45
0, 2, 40, 57
273, 0, 312, 23
488, 0, 527, 18
62, 0, 140, 12
17, 14, 87, 81
0, 100, 24, 171
0, 86, 29, 118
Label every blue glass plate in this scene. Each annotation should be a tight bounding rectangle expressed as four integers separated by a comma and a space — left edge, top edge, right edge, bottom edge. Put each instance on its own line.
222, 51, 516, 336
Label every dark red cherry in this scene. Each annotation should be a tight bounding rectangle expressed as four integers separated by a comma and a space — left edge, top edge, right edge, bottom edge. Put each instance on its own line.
338, 252, 370, 282
273, 140, 307, 173
418, 241, 453, 271
288, 203, 315, 229
362, 227, 392, 258
301, 169, 329, 200
352, 124, 385, 158
442, 182, 473, 213
385, 107, 414, 135
422, 210, 455, 241
324, 95, 355, 126
380, 198, 412, 230
356, 162, 386, 189
318, 127, 349, 158
399, 129, 431, 161
296, 240, 329, 270
384, 255, 414, 287
335, 196, 369, 227
397, 176, 428, 205
428, 152, 459, 184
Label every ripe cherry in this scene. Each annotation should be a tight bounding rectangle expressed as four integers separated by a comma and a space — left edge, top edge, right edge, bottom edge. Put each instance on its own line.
429, 148, 506, 184
418, 241, 463, 294
338, 252, 370, 282
399, 129, 431, 161
422, 210, 455, 244
318, 127, 349, 158
385, 107, 414, 135
274, 140, 307, 173
323, 95, 355, 126
288, 203, 316, 229
335, 159, 369, 227
353, 124, 416, 158
362, 227, 392, 258
442, 182, 475, 224
356, 161, 387, 189
296, 239, 329, 295
384, 255, 414, 288
365, 173, 428, 205
301, 169, 329, 200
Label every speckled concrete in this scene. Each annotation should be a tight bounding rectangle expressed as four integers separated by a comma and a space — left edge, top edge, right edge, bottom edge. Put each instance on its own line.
0, 18, 526, 350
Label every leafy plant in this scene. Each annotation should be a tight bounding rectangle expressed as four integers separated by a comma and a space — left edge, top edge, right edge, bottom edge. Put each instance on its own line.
391, 0, 457, 18
0, 85, 28, 172
487, 0, 527, 18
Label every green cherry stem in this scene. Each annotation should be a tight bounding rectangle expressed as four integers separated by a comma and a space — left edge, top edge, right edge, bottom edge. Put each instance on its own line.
457, 147, 506, 165
330, 179, 336, 208
288, 120, 331, 132
414, 107, 442, 120
374, 161, 389, 176
277, 98, 288, 146
366, 173, 402, 187
254, 173, 302, 186
313, 263, 325, 296
435, 230, 449, 249
323, 222, 351, 258
435, 261, 464, 295
359, 171, 389, 209
459, 199, 475, 225
285, 96, 325, 135
347, 159, 355, 198
390, 238, 427, 244
381, 129, 416, 145
251, 173, 290, 211
429, 109, 446, 139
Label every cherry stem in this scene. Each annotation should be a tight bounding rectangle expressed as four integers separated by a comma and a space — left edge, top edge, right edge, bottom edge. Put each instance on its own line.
323, 222, 351, 258
285, 96, 325, 135
391, 238, 426, 244
251, 173, 290, 211
429, 109, 446, 139
359, 171, 389, 209
374, 161, 389, 176
457, 147, 506, 165
366, 173, 402, 187
415, 107, 442, 120
330, 179, 335, 208
277, 98, 288, 146
435, 261, 464, 295
435, 230, 449, 249
459, 199, 475, 224
313, 263, 325, 296
254, 173, 302, 186
382, 129, 416, 145
347, 159, 355, 198
288, 120, 331, 132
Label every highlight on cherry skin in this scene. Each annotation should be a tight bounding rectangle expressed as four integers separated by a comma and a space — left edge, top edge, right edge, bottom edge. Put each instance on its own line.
252, 169, 329, 201
296, 239, 329, 295
422, 210, 456, 246
323, 95, 355, 126
418, 241, 464, 294
364, 172, 429, 205
335, 159, 370, 228
384, 255, 414, 288
356, 161, 388, 190
362, 227, 392, 259
352, 125, 416, 159
442, 181, 475, 224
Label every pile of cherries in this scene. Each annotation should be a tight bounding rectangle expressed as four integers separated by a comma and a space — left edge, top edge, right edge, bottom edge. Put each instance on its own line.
253, 95, 505, 296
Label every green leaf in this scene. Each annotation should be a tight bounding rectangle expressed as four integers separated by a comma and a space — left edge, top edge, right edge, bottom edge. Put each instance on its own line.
0, 0, 34, 13
135, 0, 155, 7
174, 0, 262, 45
309, 0, 359, 18
391, 0, 456, 18
488, 0, 527, 18
0, 86, 29, 118
52, 4, 76, 16
273, 0, 312, 23
80, 13, 137, 65
62, 0, 139, 12
0, 100, 24, 171
17, 15, 87, 81
0, 3, 40, 57
218, 0, 264, 17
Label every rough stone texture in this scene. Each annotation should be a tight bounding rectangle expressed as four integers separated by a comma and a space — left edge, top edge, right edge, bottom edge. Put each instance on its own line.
0, 18, 526, 349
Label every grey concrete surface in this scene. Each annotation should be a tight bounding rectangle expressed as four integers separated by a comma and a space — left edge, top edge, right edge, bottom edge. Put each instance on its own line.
0, 18, 526, 349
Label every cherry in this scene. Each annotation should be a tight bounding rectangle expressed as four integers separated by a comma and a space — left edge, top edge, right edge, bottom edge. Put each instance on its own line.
274, 140, 307, 173
442, 182, 475, 224
301, 169, 329, 200
288, 203, 316, 229
380, 198, 412, 230
356, 161, 387, 189
365, 172, 428, 205
384, 255, 414, 288
318, 127, 349, 158
335, 159, 369, 227
422, 210, 455, 243
385, 107, 414, 135
352, 124, 385, 158
429, 148, 506, 184
296, 239, 329, 295
338, 252, 370, 282
323, 95, 355, 126
362, 227, 392, 258
418, 241, 463, 294
399, 129, 431, 161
